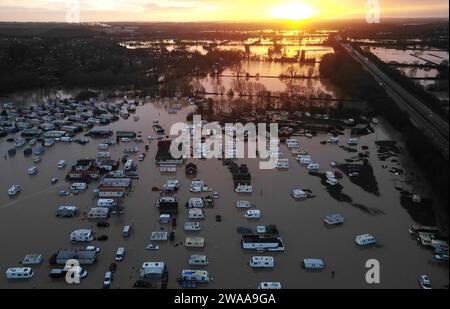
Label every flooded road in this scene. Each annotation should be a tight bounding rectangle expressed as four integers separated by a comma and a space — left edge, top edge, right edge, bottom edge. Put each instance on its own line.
0, 99, 448, 289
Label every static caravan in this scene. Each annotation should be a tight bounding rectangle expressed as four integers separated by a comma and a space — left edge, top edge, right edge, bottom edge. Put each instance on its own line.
98, 188, 125, 198
97, 199, 116, 208
303, 259, 325, 270
355, 234, 376, 246
236, 200, 252, 208
55, 250, 97, 265
181, 270, 210, 283
101, 178, 131, 188
249, 256, 274, 268
70, 183, 87, 191
258, 282, 282, 289
276, 158, 289, 169
70, 229, 94, 242
97, 152, 111, 159
307, 163, 320, 171
187, 197, 204, 209
151, 231, 168, 241
56, 206, 79, 218
188, 255, 209, 266
235, 184, 253, 193
324, 214, 344, 225
87, 207, 109, 219
244, 209, 261, 219
348, 138, 359, 145
241, 235, 285, 252
188, 208, 205, 219
291, 189, 308, 199
139, 262, 166, 279
185, 237, 205, 248
184, 222, 201, 231
286, 139, 299, 148
328, 136, 339, 144
6, 267, 34, 279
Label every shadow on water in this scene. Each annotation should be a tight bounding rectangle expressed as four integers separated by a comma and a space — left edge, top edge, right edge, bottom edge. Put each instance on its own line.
309, 171, 384, 216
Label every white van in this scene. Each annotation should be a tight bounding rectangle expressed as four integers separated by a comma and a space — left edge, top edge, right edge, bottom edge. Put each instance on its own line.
124, 159, 134, 171
250, 256, 274, 268
115, 247, 125, 262
6, 267, 34, 279
97, 199, 116, 208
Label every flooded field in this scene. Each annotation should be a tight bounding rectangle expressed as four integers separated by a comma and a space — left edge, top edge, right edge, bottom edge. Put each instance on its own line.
365, 47, 449, 65
194, 61, 336, 95
0, 97, 448, 289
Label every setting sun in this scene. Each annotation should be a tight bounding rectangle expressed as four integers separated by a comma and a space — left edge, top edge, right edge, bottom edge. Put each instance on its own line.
270, 1, 317, 21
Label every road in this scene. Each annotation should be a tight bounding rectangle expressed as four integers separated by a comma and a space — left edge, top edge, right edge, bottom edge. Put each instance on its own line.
339, 39, 449, 159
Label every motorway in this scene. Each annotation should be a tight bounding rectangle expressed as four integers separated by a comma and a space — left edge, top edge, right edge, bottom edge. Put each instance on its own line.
339, 39, 449, 159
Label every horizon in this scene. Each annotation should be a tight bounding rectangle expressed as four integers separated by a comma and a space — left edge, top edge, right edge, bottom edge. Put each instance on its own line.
0, 0, 448, 23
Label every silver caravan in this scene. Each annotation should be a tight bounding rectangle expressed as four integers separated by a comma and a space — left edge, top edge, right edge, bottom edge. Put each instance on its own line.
6, 267, 34, 279
87, 207, 109, 219
188, 255, 209, 266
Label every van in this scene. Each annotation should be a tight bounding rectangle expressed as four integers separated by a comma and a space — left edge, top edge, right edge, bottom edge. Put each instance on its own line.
115, 247, 125, 262
6, 267, 34, 279
97, 199, 116, 208
122, 225, 132, 237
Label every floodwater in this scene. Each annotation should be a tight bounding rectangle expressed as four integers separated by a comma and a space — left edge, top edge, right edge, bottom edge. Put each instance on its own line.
0, 97, 448, 289
366, 47, 449, 65
195, 60, 337, 96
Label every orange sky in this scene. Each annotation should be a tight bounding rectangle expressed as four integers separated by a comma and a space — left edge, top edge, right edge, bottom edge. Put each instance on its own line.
0, 0, 448, 22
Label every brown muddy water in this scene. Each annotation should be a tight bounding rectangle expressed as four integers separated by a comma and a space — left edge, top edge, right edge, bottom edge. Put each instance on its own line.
0, 98, 448, 289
